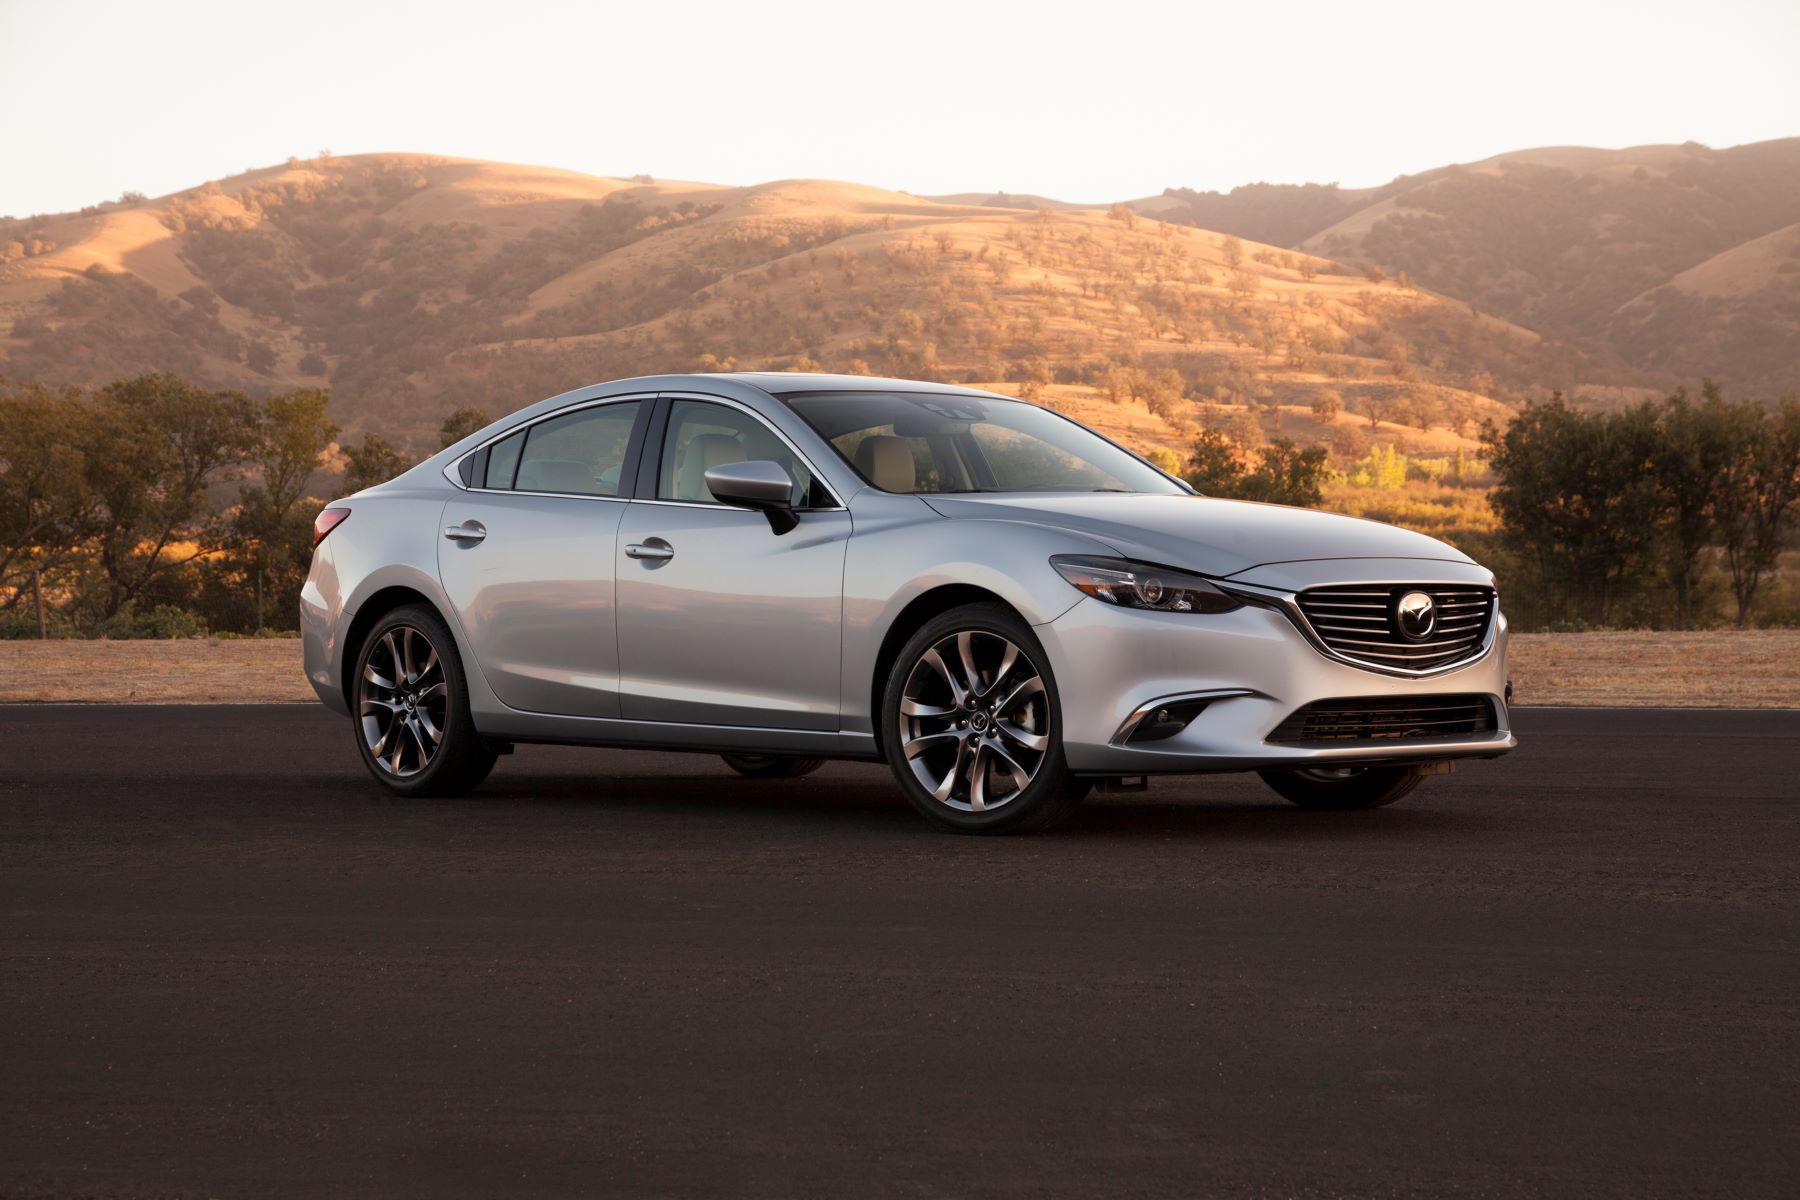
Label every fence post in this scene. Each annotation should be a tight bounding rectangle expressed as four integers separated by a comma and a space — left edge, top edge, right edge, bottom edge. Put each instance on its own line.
32, 568, 46, 639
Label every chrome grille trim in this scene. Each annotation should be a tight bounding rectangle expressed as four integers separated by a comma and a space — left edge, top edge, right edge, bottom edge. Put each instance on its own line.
1293, 584, 1496, 674
1296, 582, 1504, 676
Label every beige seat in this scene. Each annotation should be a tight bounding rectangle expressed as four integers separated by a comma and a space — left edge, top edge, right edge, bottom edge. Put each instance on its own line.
855, 435, 917, 493
676, 433, 747, 501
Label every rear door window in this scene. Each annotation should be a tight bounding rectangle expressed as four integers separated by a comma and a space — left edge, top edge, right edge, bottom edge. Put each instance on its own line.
511, 402, 642, 496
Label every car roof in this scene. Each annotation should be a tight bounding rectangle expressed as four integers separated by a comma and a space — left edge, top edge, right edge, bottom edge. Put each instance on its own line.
688, 372, 1011, 399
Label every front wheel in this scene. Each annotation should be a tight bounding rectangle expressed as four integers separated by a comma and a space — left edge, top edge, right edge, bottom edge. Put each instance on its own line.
881, 603, 1089, 834
352, 605, 496, 797
720, 753, 826, 779
1258, 764, 1425, 811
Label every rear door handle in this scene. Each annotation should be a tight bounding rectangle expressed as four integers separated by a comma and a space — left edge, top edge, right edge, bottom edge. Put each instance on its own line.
444, 523, 487, 543
625, 540, 674, 561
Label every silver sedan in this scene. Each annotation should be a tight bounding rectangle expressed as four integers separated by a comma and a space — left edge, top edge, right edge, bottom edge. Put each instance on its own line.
302, 374, 1514, 832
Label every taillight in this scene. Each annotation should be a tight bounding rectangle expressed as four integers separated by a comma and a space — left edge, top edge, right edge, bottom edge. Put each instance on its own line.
312, 507, 351, 550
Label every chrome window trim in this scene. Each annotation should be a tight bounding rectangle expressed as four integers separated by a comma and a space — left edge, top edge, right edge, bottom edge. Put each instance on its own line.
1220, 578, 1499, 679
650, 390, 844, 511
442, 393, 655, 498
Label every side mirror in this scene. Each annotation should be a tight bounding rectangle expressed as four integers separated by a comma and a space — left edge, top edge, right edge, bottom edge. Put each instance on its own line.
704, 460, 799, 534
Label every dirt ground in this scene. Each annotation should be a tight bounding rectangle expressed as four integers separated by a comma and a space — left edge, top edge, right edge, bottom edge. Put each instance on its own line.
1, 631, 1796, 708
1505, 630, 1800, 708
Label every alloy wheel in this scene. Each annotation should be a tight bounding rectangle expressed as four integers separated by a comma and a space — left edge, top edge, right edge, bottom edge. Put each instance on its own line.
898, 630, 1049, 813
358, 625, 448, 778
1294, 766, 1365, 782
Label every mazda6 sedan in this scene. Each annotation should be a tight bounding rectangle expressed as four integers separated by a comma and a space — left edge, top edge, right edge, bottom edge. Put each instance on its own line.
302, 373, 1515, 833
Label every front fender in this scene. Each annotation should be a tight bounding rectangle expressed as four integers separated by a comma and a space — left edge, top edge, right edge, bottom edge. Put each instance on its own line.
839, 491, 1116, 735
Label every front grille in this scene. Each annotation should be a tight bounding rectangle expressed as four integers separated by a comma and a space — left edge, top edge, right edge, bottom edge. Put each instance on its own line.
1268, 695, 1498, 744
1295, 584, 1495, 672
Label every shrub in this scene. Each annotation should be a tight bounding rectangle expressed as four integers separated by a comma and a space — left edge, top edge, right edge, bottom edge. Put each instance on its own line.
1145, 447, 1181, 474
99, 604, 207, 640
1349, 444, 1408, 489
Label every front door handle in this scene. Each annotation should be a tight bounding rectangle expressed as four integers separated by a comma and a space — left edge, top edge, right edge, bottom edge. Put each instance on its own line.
444, 523, 487, 543
625, 540, 674, 561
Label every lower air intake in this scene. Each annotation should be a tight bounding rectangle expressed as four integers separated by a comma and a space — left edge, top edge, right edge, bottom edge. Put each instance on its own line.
1268, 695, 1498, 744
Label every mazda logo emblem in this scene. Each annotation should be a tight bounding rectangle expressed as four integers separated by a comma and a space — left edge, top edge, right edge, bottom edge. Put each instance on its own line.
1394, 591, 1437, 641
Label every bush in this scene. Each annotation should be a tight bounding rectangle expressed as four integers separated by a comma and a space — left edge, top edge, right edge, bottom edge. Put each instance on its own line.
1144, 447, 1182, 474
1349, 444, 1407, 489
0, 610, 62, 639
98, 604, 207, 640
1408, 456, 1452, 482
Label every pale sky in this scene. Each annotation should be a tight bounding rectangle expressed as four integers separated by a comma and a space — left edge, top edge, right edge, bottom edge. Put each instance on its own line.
2, 0, 1796, 216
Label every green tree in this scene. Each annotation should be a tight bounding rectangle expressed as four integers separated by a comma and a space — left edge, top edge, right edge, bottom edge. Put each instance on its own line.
1310, 389, 1343, 422
0, 381, 96, 611
1349, 444, 1407, 489
1714, 395, 1800, 627
342, 432, 408, 494
1485, 395, 1668, 625
438, 406, 491, 450
1649, 382, 1737, 628
1243, 439, 1330, 507
232, 388, 339, 630
1141, 368, 1186, 418
83, 374, 257, 619
1184, 428, 1245, 495
1184, 431, 1329, 507
1144, 447, 1182, 475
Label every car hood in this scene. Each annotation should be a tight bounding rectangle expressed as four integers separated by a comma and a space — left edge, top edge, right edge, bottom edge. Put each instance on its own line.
918, 493, 1472, 577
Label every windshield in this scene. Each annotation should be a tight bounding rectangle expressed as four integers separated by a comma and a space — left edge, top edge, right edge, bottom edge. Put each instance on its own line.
779, 391, 1185, 495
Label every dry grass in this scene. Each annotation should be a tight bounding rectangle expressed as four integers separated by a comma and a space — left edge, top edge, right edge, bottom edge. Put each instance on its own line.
1507, 631, 1800, 709
0, 639, 312, 703
2, 632, 1797, 708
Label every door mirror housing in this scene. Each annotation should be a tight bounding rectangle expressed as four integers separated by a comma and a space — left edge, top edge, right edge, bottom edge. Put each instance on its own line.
704, 460, 799, 534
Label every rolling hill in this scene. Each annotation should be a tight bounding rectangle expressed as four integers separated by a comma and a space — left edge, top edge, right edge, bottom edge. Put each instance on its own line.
1145, 139, 1800, 392
0, 153, 1558, 452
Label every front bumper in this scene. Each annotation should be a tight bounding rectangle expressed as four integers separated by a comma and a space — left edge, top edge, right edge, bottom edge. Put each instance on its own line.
1034, 595, 1514, 775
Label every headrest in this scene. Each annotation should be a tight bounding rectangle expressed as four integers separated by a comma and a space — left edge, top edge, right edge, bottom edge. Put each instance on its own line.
855, 435, 916, 493
677, 433, 746, 500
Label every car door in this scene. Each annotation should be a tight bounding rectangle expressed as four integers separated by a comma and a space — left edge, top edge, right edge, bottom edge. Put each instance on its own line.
615, 397, 851, 731
438, 398, 649, 718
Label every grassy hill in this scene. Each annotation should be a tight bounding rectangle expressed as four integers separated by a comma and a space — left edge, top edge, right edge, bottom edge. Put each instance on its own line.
0, 153, 1573, 450
1146, 139, 1800, 392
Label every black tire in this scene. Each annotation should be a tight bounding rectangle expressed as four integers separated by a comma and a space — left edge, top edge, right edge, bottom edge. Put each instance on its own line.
720, 753, 826, 779
880, 602, 1090, 834
351, 604, 497, 798
1258, 764, 1425, 811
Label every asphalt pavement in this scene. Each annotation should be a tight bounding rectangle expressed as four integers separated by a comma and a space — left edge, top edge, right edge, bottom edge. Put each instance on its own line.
2, 704, 1796, 1197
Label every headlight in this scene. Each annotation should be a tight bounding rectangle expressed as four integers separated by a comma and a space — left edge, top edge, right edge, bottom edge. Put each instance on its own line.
1050, 555, 1241, 614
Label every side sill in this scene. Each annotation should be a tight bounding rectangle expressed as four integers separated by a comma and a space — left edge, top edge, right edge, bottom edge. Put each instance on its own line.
472, 709, 882, 761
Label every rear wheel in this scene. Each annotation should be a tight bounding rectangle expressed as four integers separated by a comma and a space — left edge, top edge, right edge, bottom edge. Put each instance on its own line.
881, 603, 1089, 834
1258, 764, 1424, 811
352, 605, 496, 797
720, 753, 826, 779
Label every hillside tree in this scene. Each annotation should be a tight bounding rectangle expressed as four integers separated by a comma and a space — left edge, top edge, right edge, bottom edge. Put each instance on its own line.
0, 382, 96, 611
1714, 395, 1800, 626
343, 433, 409, 494
83, 374, 257, 618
